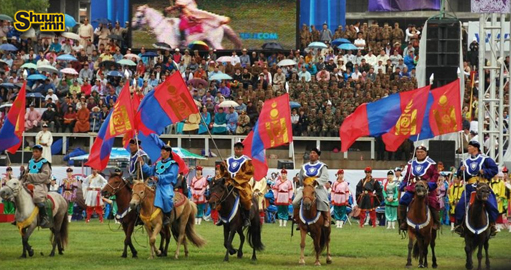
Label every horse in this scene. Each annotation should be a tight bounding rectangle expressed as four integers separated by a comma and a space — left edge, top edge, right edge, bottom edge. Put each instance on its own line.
208, 164, 264, 262
0, 178, 69, 258
129, 181, 171, 259
405, 180, 438, 268
463, 181, 492, 270
296, 182, 332, 266
101, 174, 142, 258
132, 5, 242, 50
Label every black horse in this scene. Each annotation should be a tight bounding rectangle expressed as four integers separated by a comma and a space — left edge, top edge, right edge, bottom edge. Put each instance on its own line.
209, 176, 264, 262
464, 182, 492, 270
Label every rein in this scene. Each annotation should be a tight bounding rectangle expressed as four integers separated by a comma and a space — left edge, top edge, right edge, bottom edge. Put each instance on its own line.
106, 178, 129, 196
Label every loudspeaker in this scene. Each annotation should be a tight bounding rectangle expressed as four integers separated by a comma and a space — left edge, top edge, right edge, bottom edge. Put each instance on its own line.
425, 19, 461, 89
278, 160, 294, 169
428, 140, 456, 170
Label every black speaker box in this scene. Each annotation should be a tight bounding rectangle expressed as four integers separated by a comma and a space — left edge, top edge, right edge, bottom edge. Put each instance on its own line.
428, 140, 456, 170
278, 160, 294, 169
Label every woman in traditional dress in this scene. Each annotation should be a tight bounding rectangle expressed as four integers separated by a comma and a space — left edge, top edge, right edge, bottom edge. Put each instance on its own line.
191, 166, 207, 225
383, 170, 399, 229
331, 169, 350, 228
60, 167, 79, 222
272, 169, 293, 227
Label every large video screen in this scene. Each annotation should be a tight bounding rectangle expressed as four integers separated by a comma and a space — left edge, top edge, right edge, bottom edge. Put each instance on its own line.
131, 0, 297, 50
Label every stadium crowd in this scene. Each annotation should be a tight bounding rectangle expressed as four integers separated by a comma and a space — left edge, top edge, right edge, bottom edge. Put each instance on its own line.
0, 19, 502, 158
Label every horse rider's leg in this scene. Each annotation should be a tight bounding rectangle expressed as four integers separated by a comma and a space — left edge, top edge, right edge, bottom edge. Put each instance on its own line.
237, 227, 245, 259
406, 237, 413, 267
292, 188, 303, 223
484, 239, 490, 270
477, 243, 484, 270
299, 228, 306, 265
238, 183, 252, 227
399, 192, 412, 231
465, 238, 473, 270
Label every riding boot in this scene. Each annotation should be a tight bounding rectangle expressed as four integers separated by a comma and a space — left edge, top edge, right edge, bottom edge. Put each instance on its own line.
242, 208, 251, 227
322, 211, 331, 227
398, 205, 408, 231
431, 209, 440, 230
489, 222, 497, 237
37, 202, 50, 228
454, 219, 464, 236
163, 212, 171, 226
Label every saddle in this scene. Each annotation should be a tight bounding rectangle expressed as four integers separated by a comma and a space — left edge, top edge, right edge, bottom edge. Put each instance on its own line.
24, 184, 55, 226
174, 192, 186, 208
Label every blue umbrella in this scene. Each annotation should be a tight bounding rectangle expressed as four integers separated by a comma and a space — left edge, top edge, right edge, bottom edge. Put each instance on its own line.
57, 54, 77, 61
0, 83, 15, 88
26, 92, 45, 98
107, 71, 124, 77
141, 51, 158, 57
0, 43, 18, 51
65, 14, 77, 28
290, 101, 301, 109
338, 43, 359, 51
27, 74, 47, 80
331, 38, 351, 47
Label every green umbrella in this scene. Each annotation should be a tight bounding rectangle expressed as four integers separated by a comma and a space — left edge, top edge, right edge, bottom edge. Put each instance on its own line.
21, 63, 37, 69
117, 59, 137, 66
0, 14, 13, 22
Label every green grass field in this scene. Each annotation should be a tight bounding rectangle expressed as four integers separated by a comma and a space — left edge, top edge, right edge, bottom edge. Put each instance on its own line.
131, 0, 296, 50
1, 220, 510, 270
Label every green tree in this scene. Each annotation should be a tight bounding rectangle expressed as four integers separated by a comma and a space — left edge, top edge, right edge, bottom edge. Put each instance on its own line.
0, 0, 50, 17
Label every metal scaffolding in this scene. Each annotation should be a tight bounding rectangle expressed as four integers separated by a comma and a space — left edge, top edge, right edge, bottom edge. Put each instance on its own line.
478, 13, 509, 166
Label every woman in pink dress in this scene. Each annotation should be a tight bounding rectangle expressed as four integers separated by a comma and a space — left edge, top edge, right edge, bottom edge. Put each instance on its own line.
331, 169, 350, 228
191, 166, 207, 225
272, 169, 294, 227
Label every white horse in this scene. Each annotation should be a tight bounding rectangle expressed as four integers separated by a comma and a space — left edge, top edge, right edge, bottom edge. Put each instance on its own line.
132, 4, 242, 50
0, 178, 69, 258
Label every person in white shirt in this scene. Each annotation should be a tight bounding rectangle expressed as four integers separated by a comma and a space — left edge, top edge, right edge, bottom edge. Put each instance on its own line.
364, 50, 377, 67
231, 51, 240, 65
297, 66, 311, 82
376, 49, 389, 65
354, 32, 366, 50
36, 124, 53, 163
389, 50, 403, 66
36, 52, 49, 67
78, 18, 94, 47
45, 89, 58, 102
82, 169, 107, 223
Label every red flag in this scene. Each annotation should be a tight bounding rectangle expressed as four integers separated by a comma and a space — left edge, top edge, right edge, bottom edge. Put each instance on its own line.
0, 81, 27, 154
429, 79, 462, 136
86, 83, 134, 170
153, 72, 198, 123
243, 131, 268, 181
122, 91, 143, 147
172, 152, 189, 175
381, 85, 431, 151
243, 94, 293, 180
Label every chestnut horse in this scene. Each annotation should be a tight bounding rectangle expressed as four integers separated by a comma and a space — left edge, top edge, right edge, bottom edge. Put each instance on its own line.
208, 163, 264, 262
405, 180, 437, 268
297, 182, 332, 266
463, 182, 492, 270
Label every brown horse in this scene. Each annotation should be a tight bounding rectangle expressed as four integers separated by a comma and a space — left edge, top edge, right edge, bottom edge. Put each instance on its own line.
208, 163, 264, 262
129, 181, 171, 259
405, 180, 437, 268
168, 187, 206, 259
464, 182, 492, 270
297, 182, 332, 266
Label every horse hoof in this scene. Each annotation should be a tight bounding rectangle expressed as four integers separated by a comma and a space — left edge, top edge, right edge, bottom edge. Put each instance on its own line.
237, 252, 243, 259
28, 250, 34, 257
121, 254, 127, 258
314, 261, 321, 266
419, 265, 425, 268
406, 264, 412, 269
432, 264, 438, 269
132, 254, 138, 258
326, 258, 332, 264
147, 256, 153, 260
49, 253, 55, 257
299, 259, 305, 265
19, 254, 26, 259
174, 255, 179, 260
251, 256, 257, 261
229, 249, 237, 255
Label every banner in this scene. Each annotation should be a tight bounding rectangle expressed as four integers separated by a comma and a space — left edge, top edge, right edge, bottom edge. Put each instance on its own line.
300, 0, 346, 30
472, 0, 511, 13
368, 0, 440, 12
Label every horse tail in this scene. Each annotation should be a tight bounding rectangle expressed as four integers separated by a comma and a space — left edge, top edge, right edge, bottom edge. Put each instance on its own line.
60, 213, 69, 248
412, 240, 419, 259
248, 204, 265, 251
222, 25, 243, 49
185, 201, 206, 247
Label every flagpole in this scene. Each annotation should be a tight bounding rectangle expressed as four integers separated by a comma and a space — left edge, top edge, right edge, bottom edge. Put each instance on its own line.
134, 131, 145, 181
199, 112, 224, 161
21, 133, 25, 166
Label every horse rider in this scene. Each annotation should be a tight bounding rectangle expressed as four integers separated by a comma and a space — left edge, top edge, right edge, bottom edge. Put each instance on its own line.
21, 144, 52, 228
356, 167, 384, 228
398, 145, 441, 231
138, 144, 179, 226
128, 139, 150, 184
174, 172, 189, 196
292, 148, 331, 227
454, 141, 499, 237
223, 141, 254, 227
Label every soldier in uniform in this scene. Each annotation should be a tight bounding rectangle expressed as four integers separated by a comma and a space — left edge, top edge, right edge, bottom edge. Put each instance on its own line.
381, 22, 392, 47
398, 146, 440, 231
307, 109, 318, 136
356, 167, 383, 228
21, 145, 52, 228
191, 166, 208, 225
367, 25, 378, 52
127, 139, 150, 184
311, 25, 320, 42
138, 145, 179, 226
272, 169, 293, 227
292, 148, 331, 227
333, 25, 345, 39
454, 141, 499, 236
300, 24, 312, 50
224, 142, 255, 227
60, 167, 79, 223
392, 22, 404, 47
322, 107, 335, 137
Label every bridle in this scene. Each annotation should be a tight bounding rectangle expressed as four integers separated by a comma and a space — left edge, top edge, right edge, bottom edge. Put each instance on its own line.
3, 181, 21, 199
132, 184, 148, 202
105, 176, 128, 196
302, 185, 316, 203
209, 181, 235, 206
